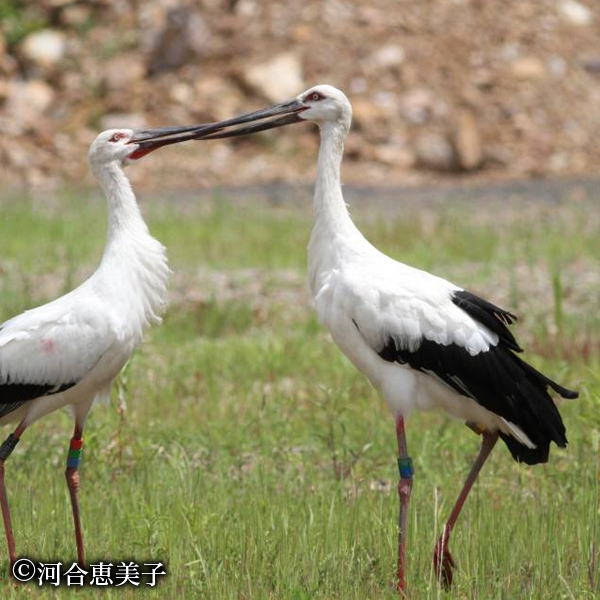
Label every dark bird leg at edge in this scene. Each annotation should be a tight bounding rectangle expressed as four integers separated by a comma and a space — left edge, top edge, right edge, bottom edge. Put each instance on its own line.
65, 425, 85, 566
434, 429, 498, 589
0, 422, 26, 566
395, 416, 414, 594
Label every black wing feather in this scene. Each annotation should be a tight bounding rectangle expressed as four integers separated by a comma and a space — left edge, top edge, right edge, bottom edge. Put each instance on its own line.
452, 290, 522, 352
0, 380, 76, 419
374, 289, 577, 465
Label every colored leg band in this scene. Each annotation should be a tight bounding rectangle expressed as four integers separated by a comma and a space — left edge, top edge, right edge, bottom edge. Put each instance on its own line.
0, 433, 20, 461
67, 439, 83, 469
70, 438, 84, 451
398, 456, 414, 479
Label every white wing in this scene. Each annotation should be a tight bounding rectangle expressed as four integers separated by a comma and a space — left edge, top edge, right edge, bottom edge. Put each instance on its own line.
333, 257, 498, 358
0, 291, 115, 389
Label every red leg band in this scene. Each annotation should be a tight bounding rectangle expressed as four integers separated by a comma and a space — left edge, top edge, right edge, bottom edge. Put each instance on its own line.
70, 438, 84, 451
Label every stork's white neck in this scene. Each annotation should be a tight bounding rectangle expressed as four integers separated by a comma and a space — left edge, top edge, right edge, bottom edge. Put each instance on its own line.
94, 162, 148, 241
308, 119, 369, 299
313, 121, 352, 233
92, 161, 170, 329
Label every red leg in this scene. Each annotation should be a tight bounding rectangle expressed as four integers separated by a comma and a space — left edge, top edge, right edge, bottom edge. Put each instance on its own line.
65, 426, 85, 566
0, 462, 16, 565
395, 416, 413, 594
434, 431, 498, 589
0, 423, 25, 566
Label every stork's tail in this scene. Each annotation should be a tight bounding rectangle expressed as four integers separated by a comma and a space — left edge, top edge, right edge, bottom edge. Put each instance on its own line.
499, 355, 576, 465
515, 356, 579, 400
499, 433, 556, 465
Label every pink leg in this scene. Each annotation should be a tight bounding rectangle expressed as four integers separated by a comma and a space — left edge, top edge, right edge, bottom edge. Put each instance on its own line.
434, 430, 498, 589
65, 426, 85, 566
395, 416, 413, 594
0, 423, 26, 566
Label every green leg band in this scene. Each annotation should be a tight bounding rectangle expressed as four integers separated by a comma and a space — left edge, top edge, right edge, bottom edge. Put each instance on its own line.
67, 447, 83, 469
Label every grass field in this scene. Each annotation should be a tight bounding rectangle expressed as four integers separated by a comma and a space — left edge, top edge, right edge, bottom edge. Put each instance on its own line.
0, 184, 598, 598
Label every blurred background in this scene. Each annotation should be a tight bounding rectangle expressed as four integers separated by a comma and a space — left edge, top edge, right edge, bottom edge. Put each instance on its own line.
1, 0, 600, 190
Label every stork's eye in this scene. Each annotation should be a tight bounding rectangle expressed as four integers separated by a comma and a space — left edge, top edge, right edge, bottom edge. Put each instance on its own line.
305, 91, 325, 102
109, 133, 126, 143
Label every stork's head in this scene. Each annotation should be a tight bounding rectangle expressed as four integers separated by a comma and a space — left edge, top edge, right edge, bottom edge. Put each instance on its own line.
294, 85, 352, 131
188, 84, 353, 142
88, 129, 137, 167
88, 121, 233, 170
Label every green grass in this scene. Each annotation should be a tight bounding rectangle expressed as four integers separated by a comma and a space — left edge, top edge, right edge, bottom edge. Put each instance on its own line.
0, 188, 598, 598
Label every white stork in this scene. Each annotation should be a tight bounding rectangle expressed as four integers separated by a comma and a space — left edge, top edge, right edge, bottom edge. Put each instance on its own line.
0, 121, 226, 566
191, 85, 578, 591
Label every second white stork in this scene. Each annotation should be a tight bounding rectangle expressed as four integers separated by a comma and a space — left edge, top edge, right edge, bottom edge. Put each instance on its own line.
0, 121, 226, 566
190, 85, 579, 591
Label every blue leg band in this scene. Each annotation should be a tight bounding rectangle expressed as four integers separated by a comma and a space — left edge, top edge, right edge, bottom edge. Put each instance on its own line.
67, 442, 83, 469
398, 457, 414, 479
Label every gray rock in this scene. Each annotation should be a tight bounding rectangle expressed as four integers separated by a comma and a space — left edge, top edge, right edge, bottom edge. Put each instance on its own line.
235, 0, 260, 17
169, 82, 194, 105
20, 29, 67, 70
243, 53, 304, 103
548, 55, 567, 78
401, 88, 435, 125
147, 7, 211, 75
5, 79, 55, 128
414, 131, 457, 172
557, 0, 593, 26
370, 44, 405, 69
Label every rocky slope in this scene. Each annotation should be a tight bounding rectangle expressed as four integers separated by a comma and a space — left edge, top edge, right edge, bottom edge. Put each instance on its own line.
1, 0, 599, 190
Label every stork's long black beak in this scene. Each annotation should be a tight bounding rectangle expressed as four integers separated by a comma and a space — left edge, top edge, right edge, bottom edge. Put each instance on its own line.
188, 98, 306, 141
128, 122, 225, 159
127, 98, 305, 159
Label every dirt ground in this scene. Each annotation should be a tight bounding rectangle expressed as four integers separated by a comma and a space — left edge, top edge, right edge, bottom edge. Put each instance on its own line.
1, 0, 600, 191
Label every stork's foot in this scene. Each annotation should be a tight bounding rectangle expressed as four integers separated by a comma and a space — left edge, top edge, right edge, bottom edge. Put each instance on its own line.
433, 535, 456, 590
